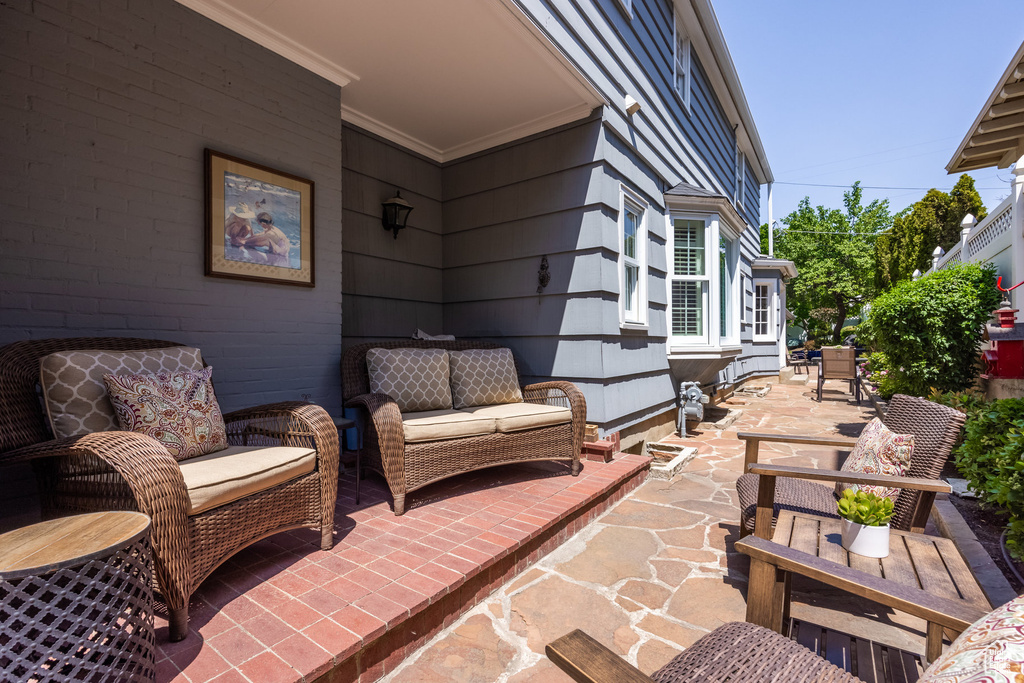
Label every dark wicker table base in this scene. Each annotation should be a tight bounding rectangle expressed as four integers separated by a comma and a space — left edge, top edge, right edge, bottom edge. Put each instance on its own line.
1, 520, 156, 682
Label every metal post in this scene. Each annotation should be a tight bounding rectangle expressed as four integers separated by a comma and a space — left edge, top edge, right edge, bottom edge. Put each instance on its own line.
1012, 156, 1024, 321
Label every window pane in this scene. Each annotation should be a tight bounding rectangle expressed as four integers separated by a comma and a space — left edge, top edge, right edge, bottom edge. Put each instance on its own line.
672, 281, 703, 336
673, 219, 704, 276
720, 243, 728, 337
624, 264, 638, 319
755, 284, 769, 336
623, 207, 637, 259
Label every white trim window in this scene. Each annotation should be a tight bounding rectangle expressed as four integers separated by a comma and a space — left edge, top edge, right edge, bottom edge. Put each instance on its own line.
668, 214, 739, 347
753, 279, 775, 342
620, 188, 647, 327
674, 12, 691, 112
735, 145, 745, 209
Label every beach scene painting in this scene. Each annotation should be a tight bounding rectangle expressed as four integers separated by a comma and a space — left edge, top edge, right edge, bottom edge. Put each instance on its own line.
205, 150, 314, 286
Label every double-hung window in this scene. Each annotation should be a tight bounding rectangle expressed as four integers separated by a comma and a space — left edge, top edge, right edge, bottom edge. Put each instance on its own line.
669, 214, 740, 348
674, 13, 691, 111
753, 279, 775, 342
620, 189, 647, 327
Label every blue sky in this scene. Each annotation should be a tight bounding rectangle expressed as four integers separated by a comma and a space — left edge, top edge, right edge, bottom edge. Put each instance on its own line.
713, 1, 1023, 227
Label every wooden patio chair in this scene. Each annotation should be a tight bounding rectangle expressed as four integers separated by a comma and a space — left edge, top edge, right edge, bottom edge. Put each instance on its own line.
0, 338, 340, 641
735, 394, 966, 537
546, 534, 994, 683
818, 345, 860, 402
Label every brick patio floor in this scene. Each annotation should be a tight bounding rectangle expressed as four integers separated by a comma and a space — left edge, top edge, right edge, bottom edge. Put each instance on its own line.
156, 451, 650, 682
382, 373, 939, 682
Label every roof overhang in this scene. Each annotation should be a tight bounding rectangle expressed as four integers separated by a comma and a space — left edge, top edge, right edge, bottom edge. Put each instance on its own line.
751, 256, 798, 280
176, 0, 605, 163
665, 182, 749, 232
679, 0, 772, 184
947, 40, 1024, 174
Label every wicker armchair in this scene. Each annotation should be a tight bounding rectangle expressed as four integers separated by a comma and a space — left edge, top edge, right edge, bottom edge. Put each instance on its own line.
0, 338, 339, 641
736, 394, 966, 536
342, 340, 585, 515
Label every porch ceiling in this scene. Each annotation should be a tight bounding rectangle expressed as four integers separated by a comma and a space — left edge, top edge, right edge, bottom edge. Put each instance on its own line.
947, 40, 1024, 173
177, 0, 605, 163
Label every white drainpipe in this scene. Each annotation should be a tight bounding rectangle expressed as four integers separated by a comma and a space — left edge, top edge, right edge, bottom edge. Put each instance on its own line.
767, 181, 774, 257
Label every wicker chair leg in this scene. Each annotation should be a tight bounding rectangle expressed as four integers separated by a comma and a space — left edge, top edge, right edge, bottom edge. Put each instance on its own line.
321, 524, 334, 551
168, 605, 189, 642
393, 494, 406, 516
571, 460, 581, 476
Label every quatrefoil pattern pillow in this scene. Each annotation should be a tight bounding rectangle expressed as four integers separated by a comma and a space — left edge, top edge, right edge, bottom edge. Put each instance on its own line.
449, 348, 522, 409
366, 348, 452, 413
103, 367, 228, 461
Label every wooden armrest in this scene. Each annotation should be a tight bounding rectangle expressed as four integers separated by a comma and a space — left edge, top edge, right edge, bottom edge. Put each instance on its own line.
747, 463, 951, 493
739, 431, 858, 469
735, 536, 986, 631
546, 630, 654, 683
738, 432, 859, 447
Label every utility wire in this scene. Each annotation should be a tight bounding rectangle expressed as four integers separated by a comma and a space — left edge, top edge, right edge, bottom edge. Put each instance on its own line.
774, 181, 1005, 191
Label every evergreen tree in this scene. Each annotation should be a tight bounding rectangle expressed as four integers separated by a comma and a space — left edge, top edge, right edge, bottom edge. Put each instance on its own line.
875, 175, 986, 290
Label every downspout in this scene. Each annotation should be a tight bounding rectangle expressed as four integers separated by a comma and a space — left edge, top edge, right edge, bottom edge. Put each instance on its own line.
766, 181, 774, 256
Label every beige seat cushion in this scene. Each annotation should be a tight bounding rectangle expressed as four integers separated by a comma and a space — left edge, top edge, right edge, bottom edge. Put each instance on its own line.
178, 445, 316, 515
39, 346, 205, 438
402, 409, 497, 443
461, 403, 571, 433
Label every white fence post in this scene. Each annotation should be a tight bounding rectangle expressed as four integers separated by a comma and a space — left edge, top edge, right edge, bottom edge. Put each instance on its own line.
932, 246, 944, 271
1013, 156, 1024, 321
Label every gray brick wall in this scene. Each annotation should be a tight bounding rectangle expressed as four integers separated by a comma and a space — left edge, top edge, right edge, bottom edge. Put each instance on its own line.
1, 0, 344, 415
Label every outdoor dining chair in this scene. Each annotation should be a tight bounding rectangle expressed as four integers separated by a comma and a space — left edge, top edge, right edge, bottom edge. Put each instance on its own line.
818, 345, 860, 403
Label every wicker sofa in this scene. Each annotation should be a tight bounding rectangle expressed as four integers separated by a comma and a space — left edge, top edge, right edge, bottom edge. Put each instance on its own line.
342, 340, 586, 515
0, 338, 339, 641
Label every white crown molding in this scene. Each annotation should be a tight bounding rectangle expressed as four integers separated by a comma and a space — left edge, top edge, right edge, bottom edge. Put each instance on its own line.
175, 0, 358, 87
341, 102, 596, 164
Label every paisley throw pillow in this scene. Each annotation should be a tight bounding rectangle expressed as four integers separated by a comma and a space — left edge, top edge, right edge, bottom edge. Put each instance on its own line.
103, 367, 228, 461
836, 417, 914, 500
920, 593, 1024, 682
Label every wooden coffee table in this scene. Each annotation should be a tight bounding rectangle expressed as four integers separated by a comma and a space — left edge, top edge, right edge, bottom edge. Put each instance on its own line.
738, 510, 991, 664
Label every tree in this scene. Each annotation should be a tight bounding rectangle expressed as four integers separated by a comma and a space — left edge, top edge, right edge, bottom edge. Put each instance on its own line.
875, 175, 986, 290
776, 182, 891, 344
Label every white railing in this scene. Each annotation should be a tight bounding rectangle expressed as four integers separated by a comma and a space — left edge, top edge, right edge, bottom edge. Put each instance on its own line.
931, 194, 1014, 273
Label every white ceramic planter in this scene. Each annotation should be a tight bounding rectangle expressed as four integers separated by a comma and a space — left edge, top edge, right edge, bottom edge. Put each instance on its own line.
840, 518, 890, 558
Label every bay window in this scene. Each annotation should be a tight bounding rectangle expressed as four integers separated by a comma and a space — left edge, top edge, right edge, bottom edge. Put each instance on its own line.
669, 214, 739, 348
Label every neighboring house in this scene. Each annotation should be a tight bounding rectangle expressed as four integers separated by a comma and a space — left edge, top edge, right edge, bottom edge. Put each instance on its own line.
2, 0, 792, 451
937, 40, 1024, 322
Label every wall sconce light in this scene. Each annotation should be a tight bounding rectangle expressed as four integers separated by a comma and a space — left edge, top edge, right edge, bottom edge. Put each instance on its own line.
381, 191, 413, 239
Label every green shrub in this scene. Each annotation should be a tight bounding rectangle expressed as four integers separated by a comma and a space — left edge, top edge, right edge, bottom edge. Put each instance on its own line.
841, 325, 858, 337
952, 397, 1024, 559
862, 351, 915, 399
868, 263, 999, 396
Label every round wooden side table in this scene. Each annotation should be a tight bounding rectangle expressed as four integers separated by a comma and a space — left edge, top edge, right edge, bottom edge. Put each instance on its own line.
0, 511, 156, 682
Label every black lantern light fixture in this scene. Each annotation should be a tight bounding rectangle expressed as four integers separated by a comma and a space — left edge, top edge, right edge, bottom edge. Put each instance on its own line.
381, 191, 413, 239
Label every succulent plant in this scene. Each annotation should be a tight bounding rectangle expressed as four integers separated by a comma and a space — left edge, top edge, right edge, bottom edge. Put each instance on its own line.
837, 488, 894, 527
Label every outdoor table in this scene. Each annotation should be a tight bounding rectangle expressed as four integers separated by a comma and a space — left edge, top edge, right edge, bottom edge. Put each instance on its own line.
741, 510, 991, 665
0, 511, 156, 682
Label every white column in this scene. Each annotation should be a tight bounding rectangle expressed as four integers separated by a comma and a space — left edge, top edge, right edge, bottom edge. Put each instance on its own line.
1012, 156, 1024, 321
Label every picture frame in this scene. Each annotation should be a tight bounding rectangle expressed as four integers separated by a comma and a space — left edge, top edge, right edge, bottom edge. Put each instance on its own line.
204, 149, 315, 287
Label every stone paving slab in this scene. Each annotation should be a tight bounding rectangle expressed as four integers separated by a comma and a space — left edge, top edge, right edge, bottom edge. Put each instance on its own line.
384, 372, 941, 682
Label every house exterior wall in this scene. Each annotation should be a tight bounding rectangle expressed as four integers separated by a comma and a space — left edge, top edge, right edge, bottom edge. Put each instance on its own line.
1, 0, 344, 415
342, 125, 443, 347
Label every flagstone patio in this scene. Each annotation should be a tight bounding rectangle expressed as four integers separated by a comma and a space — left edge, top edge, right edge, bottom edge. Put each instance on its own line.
382, 375, 939, 682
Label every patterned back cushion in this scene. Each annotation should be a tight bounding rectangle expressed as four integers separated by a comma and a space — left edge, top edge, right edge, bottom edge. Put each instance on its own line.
920, 593, 1024, 682
366, 348, 452, 413
449, 348, 523, 409
836, 417, 914, 500
39, 347, 205, 438
103, 367, 228, 461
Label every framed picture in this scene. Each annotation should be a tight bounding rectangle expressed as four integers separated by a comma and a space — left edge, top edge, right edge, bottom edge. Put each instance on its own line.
205, 149, 315, 286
